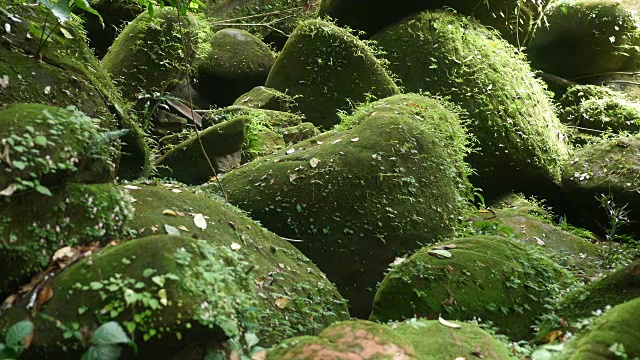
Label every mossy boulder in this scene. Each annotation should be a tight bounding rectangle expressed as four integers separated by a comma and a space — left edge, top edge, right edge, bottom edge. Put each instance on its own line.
265, 19, 399, 129
468, 194, 603, 274
560, 135, 640, 237
0, 235, 259, 358
558, 85, 640, 139
102, 7, 199, 105
220, 94, 472, 317
0, 3, 150, 179
280, 122, 320, 145
201, 105, 303, 128
372, 10, 569, 200
195, 29, 275, 107
0, 183, 132, 298
123, 183, 350, 344
320, 0, 549, 46
0, 104, 114, 193
267, 320, 416, 360
233, 86, 295, 112
393, 319, 513, 360
155, 116, 246, 184
553, 260, 640, 327
370, 235, 575, 340
528, 0, 640, 79
558, 297, 640, 360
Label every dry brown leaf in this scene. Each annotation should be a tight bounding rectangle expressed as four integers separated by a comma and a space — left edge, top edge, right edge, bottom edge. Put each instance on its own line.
35, 285, 54, 311
252, 350, 267, 360
541, 330, 563, 344
275, 297, 290, 309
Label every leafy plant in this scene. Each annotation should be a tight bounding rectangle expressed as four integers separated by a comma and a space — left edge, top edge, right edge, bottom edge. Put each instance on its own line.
0, 320, 33, 360
81, 322, 136, 360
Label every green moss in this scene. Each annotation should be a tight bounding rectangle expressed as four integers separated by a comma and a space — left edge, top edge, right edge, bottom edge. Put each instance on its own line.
279, 122, 319, 145
265, 19, 399, 129
102, 7, 199, 104
233, 86, 297, 112
202, 105, 303, 128
124, 183, 350, 345
220, 94, 472, 317
0, 183, 132, 298
561, 135, 640, 236
372, 10, 570, 199
393, 319, 514, 360
559, 297, 640, 360
267, 320, 415, 360
558, 85, 640, 138
319, 0, 549, 46
0, 104, 114, 193
528, 0, 640, 79
370, 235, 576, 341
195, 28, 275, 107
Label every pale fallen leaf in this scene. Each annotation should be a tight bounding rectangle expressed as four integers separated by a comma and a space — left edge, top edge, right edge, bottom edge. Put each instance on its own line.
289, 173, 298, 182
123, 185, 141, 190
0, 75, 8, 89
535, 237, 545, 246
252, 350, 267, 360
163, 209, 178, 217
171, 189, 182, 193
332, 139, 342, 144
286, 148, 295, 155
438, 316, 461, 329
59, 27, 73, 39
44, 86, 51, 94
351, 137, 360, 142
309, 157, 319, 168
178, 225, 189, 232
193, 213, 207, 230
455, 357, 466, 360
231, 242, 241, 250
164, 224, 180, 236
4, 23, 10, 33
275, 297, 290, 309
428, 249, 452, 258
0, 183, 17, 196
392, 257, 406, 266
150, 225, 159, 233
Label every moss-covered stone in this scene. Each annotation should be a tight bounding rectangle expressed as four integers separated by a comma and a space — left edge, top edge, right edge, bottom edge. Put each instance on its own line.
123, 183, 350, 345
0, 2, 151, 179
201, 105, 303, 128
320, 0, 549, 46
233, 86, 296, 112
528, 0, 640, 79
370, 235, 575, 341
280, 122, 320, 145
0, 183, 132, 298
554, 260, 640, 326
0, 235, 258, 358
468, 194, 603, 274
195, 29, 275, 107
393, 319, 513, 360
220, 94, 472, 317
102, 7, 199, 105
558, 85, 640, 138
155, 116, 246, 184
561, 135, 640, 236
0, 104, 114, 193
558, 297, 640, 360
267, 320, 416, 360
372, 10, 569, 200
265, 19, 399, 129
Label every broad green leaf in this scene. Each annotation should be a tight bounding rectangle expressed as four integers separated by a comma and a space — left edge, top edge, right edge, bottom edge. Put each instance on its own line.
5, 320, 33, 347
49, 0, 71, 23
244, 332, 259, 348
81, 345, 122, 360
90, 322, 131, 346
73, 0, 103, 26
35, 184, 53, 196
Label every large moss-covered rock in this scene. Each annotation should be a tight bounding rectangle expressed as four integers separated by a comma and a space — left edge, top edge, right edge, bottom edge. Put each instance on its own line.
555, 260, 640, 325
233, 86, 296, 112
0, 235, 258, 358
195, 29, 275, 107
558, 85, 640, 138
320, 0, 549, 46
469, 194, 603, 273
0, 2, 150, 179
267, 320, 416, 360
528, 0, 640, 79
373, 11, 569, 200
202, 105, 303, 128
102, 7, 199, 105
220, 94, 472, 317
123, 183, 350, 344
393, 319, 513, 360
560, 135, 640, 236
370, 235, 575, 340
0, 183, 132, 298
155, 116, 246, 184
265, 19, 399, 129
0, 104, 114, 193
558, 297, 640, 360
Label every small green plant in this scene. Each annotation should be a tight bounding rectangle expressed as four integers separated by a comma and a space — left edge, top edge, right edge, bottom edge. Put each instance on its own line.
596, 193, 632, 267
81, 322, 136, 360
0, 320, 33, 360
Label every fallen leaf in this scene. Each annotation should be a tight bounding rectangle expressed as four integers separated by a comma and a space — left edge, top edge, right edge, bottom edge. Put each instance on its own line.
4, 23, 10, 33
150, 225, 159, 233
171, 189, 182, 193
540, 330, 563, 344
286, 148, 295, 155
178, 225, 189, 232
163, 209, 178, 217
428, 249, 452, 258
535, 237, 545, 246
275, 297, 290, 309
123, 185, 141, 190
193, 213, 207, 230
252, 350, 268, 360
44, 86, 51, 94
35, 285, 54, 311
59, 27, 73, 39
231, 242, 241, 251
164, 224, 180, 236
289, 173, 298, 182
0, 183, 17, 196
0, 75, 8, 88
438, 316, 461, 329
455, 358, 466, 360
350, 137, 360, 142
309, 157, 319, 168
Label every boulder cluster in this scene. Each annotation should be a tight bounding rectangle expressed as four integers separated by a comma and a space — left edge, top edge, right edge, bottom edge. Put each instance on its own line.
1, 0, 639, 359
